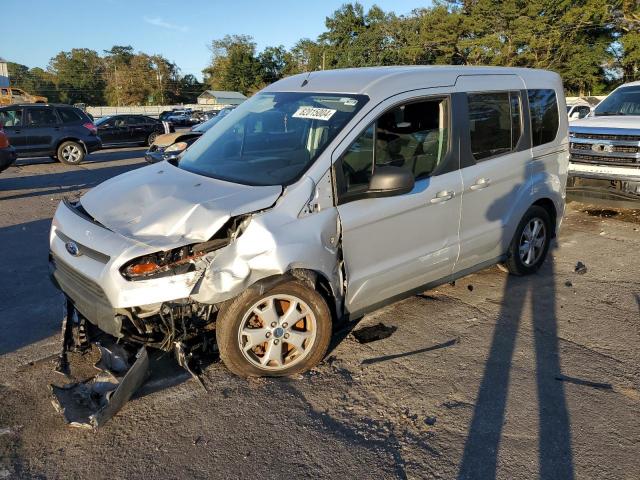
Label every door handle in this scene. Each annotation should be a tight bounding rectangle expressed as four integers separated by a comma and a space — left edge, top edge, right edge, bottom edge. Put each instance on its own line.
430, 190, 454, 204
469, 178, 491, 190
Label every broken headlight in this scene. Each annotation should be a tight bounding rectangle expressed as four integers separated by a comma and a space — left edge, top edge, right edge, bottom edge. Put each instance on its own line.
120, 215, 251, 281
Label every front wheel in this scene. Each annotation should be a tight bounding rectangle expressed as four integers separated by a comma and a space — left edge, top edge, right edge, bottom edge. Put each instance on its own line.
216, 280, 332, 377
505, 205, 552, 275
57, 141, 85, 165
146, 132, 158, 146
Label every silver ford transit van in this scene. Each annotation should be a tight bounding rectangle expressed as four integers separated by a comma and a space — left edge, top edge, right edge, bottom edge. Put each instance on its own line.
49, 66, 568, 377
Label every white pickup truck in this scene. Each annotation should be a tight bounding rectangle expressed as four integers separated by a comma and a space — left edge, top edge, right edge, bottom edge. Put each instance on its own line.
568, 82, 640, 202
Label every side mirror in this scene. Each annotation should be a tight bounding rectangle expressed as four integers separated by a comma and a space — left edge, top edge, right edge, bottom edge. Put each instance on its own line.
368, 166, 415, 197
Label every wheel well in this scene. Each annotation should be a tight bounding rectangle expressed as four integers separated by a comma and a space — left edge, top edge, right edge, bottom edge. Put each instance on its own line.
532, 198, 557, 237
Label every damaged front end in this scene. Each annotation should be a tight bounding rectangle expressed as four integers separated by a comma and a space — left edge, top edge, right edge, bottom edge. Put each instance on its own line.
48, 162, 343, 427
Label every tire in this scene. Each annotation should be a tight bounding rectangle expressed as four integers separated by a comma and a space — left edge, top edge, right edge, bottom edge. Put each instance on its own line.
146, 132, 158, 146
505, 205, 552, 276
57, 141, 85, 165
216, 279, 332, 377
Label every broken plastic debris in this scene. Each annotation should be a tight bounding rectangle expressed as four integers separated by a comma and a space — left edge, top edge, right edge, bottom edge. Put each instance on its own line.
424, 416, 437, 426
574, 261, 588, 275
51, 345, 149, 429
352, 323, 397, 344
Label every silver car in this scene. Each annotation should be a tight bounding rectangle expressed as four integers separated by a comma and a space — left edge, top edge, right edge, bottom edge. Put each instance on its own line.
49, 66, 569, 377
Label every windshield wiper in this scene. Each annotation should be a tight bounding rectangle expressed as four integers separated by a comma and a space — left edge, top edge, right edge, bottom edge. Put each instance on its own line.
596, 111, 626, 116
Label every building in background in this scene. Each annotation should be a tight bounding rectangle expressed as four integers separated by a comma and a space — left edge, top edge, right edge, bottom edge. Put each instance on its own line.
197, 90, 246, 107
0, 58, 9, 87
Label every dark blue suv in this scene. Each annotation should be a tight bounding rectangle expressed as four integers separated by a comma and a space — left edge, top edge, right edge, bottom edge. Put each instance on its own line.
0, 104, 101, 165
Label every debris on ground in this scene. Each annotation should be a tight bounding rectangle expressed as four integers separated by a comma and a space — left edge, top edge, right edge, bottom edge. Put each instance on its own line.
424, 416, 437, 426
193, 435, 210, 446
467, 285, 474, 292
352, 323, 397, 344
50, 343, 149, 429
574, 261, 588, 275
565, 280, 573, 287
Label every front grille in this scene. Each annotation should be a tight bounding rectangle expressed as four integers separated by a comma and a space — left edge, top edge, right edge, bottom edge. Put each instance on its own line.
55, 230, 110, 264
50, 253, 120, 337
51, 253, 108, 303
570, 153, 639, 166
573, 132, 640, 142
570, 142, 640, 154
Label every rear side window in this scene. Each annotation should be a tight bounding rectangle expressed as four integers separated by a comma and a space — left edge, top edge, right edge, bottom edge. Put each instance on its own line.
527, 89, 559, 146
26, 107, 58, 126
0, 109, 23, 127
57, 107, 83, 124
467, 91, 522, 160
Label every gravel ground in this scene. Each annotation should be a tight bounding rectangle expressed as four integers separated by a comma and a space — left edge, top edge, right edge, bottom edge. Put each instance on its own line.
0, 150, 638, 479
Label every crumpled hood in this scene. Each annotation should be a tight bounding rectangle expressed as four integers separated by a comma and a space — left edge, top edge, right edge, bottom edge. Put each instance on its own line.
153, 131, 201, 148
570, 115, 640, 132
80, 163, 282, 247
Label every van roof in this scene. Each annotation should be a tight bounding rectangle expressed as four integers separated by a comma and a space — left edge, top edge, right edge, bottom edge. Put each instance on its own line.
264, 66, 561, 97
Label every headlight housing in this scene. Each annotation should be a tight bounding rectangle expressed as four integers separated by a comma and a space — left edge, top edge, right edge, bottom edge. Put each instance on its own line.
165, 141, 188, 153
120, 215, 251, 281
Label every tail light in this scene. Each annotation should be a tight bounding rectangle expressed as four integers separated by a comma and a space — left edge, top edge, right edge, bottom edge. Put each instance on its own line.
0, 130, 8, 148
83, 122, 97, 135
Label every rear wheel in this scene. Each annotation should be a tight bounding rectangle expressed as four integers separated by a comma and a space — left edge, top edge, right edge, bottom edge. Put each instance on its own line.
505, 205, 552, 275
146, 132, 158, 146
57, 141, 85, 165
216, 280, 332, 377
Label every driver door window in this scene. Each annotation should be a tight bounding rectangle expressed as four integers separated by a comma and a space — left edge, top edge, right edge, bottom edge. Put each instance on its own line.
340, 97, 449, 197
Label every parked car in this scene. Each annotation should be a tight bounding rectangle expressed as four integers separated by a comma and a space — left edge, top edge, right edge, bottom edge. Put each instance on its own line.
144, 108, 232, 163
0, 124, 17, 172
95, 114, 172, 148
49, 66, 567, 378
566, 100, 592, 121
0, 86, 47, 106
0, 104, 100, 165
166, 109, 194, 126
567, 81, 640, 202
159, 109, 179, 122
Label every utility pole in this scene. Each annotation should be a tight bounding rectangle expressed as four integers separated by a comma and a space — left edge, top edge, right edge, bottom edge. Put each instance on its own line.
156, 70, 164, 105
322, 51, 326, 71
114, 63, 120, 107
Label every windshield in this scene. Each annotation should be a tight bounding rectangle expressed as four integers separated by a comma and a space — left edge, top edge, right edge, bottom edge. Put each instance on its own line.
594, 86, 640, 116
178, 92, 367, 186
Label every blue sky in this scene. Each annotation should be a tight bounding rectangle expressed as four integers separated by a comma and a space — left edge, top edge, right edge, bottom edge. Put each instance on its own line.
3, 0, 428, 78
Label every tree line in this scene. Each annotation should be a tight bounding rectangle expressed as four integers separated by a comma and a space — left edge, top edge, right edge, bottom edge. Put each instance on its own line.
7, 46, 204, 106
7, 1, 640, 105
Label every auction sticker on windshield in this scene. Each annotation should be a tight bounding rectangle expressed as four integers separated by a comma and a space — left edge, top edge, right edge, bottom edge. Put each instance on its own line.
292, 107, 337, 121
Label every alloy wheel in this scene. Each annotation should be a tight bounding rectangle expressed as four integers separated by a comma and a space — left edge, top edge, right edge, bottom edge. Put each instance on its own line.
61, 144, 82, 163
237, 294, 317, 371
519, 217, 546, 266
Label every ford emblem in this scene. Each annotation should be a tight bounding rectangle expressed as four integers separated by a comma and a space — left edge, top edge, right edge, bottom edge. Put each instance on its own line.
65, 241, 81, 257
